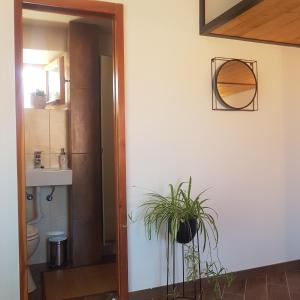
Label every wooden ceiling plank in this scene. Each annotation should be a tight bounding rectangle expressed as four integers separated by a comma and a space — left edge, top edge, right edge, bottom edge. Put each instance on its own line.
210, 0, 300, 46
214, 2, 300, 34
242, 13, 300, 39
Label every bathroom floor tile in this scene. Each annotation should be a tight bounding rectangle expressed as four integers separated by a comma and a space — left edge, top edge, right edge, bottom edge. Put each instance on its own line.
43, 263, 117, 300
29, 263, 50, 300
66, 293, 117, 300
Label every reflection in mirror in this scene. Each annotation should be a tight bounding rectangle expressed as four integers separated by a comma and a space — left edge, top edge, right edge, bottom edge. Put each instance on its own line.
45, 56, 65, 104
23, 64, 47, 108
215, 59, 257, 110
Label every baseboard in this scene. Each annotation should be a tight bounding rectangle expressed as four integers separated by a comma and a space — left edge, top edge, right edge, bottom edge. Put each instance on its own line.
129, 259, 300, 300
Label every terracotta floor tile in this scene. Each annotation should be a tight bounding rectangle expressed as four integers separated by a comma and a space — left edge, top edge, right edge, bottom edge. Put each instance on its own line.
201, 287, 223, 300
267, 284, 290, 300
291, 293, 300, 300
245, 277, 267, 300
202, 291, 219, 300
223, 279, 246, 296
287, 271, 300, 293
267, 272, 287, 286
222, 293, 244, 300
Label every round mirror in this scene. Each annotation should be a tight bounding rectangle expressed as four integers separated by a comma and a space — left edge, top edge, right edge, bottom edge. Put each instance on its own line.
215, 59, 257, 110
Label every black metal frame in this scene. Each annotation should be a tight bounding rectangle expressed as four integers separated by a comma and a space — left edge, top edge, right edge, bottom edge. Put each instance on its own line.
166, 224, 202, 300
199, 0, 261, 35
211, 57, 258, 111
199, 0, 300, 49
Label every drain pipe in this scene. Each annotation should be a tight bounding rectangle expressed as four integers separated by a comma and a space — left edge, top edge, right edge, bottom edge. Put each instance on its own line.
28, 187, 43, 225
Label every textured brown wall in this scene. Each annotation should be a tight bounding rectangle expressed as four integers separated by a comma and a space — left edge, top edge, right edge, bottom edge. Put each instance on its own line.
69, 21, 102, 266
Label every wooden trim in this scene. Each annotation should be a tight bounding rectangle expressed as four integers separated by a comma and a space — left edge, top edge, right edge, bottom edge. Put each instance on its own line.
14, 1, 128, 300
200, 0, 262, 35
113, 5, 129, 299
14, 2, 28, 299
23, 0, 121, 15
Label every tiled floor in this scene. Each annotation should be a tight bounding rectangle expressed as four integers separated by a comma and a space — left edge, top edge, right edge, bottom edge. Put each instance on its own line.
200, 270, 300, 299
219, 270, 300, 300
29, 267, 300, 299
129, 270, 300, 300
29, 263, 117, 300
68, 293, 117, 300
43, 263, 117, 300
29, 263, 49, 300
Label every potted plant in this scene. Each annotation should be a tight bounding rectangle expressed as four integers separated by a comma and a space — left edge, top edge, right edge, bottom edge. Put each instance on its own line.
141, 177, 233, 299
31, 89, 47, 109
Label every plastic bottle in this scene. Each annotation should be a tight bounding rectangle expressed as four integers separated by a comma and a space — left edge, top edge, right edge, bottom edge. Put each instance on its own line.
59, 148, 68, 169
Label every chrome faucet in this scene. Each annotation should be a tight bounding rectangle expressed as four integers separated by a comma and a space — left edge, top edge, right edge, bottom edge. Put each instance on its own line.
34, 151, 42, 169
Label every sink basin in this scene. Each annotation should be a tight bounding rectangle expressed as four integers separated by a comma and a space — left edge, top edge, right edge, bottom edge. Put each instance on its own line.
26, 168, 72, 187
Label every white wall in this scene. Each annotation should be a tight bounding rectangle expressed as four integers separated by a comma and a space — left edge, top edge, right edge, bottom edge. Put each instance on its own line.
106, 0, 300, 292
2, 0, 300, 298
27, 186, 69, 264
0, 1, 20, 299
23, 22, 68, 51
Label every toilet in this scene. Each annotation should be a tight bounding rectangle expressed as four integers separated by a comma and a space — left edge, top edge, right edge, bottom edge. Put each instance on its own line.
27, 224, 40, 293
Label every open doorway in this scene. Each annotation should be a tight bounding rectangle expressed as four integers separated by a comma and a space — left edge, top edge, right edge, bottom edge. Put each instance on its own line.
14, 1, 127, 300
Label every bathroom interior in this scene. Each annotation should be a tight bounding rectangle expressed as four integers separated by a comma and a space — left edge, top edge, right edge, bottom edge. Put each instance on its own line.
23, 8, 117, 300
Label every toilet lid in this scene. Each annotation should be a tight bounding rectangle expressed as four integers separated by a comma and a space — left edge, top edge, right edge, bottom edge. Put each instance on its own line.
27, 224, 39, 238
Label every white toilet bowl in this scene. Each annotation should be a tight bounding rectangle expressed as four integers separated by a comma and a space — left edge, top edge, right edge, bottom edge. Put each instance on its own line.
27, 224, 40, 293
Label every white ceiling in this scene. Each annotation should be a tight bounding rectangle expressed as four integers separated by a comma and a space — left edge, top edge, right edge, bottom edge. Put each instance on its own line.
23, 9, 112, 33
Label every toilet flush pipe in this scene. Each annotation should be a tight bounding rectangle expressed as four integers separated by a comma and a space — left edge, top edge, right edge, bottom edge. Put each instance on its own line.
28, 186, 43, 225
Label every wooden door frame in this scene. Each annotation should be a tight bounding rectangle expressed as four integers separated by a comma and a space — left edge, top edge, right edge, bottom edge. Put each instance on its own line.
14, 1, 128, 299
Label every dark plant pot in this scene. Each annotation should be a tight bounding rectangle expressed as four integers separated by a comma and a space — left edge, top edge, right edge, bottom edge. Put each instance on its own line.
176, 218, 198, 244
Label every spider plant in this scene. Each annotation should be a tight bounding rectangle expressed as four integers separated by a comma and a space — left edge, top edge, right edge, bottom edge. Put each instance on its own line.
141, 177, 233, 299
184, 245, 234, 299
141, 176, 218, 249
203, 261, 235, 299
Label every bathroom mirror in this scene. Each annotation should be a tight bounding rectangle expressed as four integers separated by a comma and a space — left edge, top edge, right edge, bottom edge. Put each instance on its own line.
214, 59, 257, 110
45, 56, 65, 104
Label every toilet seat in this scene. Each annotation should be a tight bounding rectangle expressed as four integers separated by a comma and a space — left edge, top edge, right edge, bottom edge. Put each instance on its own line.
27, 224, 39, 240
27, 224, 40, 293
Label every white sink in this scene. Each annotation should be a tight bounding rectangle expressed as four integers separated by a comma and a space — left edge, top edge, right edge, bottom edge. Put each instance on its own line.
26, 168, 72, 187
